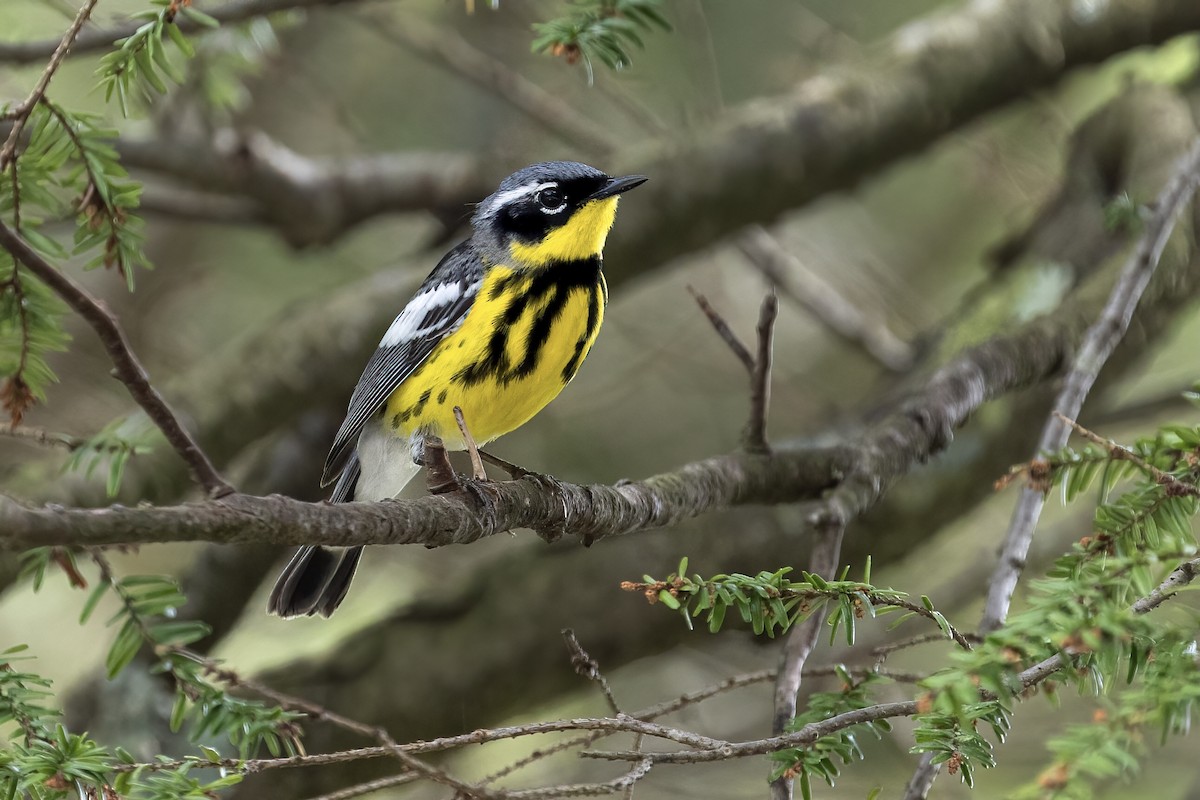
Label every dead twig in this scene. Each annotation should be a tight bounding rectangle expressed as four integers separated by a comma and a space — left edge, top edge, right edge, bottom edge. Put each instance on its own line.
562, 628, 621, 715
688, 286, 778, 453
746, 291, 777, 453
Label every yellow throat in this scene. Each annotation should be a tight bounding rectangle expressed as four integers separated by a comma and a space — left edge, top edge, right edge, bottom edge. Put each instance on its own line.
508, 197, 620, 265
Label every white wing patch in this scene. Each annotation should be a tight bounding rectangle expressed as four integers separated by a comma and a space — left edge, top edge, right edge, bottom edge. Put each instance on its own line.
379, 281, 469, 347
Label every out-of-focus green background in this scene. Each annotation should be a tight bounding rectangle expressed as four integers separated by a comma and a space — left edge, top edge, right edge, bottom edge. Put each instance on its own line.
3, 0, 1200, 797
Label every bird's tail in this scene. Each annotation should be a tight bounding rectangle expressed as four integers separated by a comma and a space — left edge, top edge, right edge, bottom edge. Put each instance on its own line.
267, 432, 423, 618
267, 544, 364, 618
268, 454, 365, 618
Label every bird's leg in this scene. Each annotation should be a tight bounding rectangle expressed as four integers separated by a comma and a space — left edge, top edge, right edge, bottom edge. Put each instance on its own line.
420, 434, 461, 495
452, 406, 489, 481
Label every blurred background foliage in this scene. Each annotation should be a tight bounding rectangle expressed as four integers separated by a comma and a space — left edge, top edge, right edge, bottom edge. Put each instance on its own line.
3, 0, 1200, 798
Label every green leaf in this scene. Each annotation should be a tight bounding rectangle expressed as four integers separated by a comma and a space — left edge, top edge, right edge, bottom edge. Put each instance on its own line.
179, 6, 220, 28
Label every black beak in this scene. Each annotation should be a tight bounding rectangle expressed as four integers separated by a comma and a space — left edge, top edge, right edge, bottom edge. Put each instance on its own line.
589, 174, 648, 201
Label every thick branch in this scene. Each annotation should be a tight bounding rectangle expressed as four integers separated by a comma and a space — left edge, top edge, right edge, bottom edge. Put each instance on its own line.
0, 448, 843, 549
24, 0, 1200, 258
0, 296, 1119, 550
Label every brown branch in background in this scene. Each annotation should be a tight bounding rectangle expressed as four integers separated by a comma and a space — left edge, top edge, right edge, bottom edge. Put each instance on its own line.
768, 518, 844, 800
904, 145, 1200, 800
981, 139, 1200, 633
137, 184, 265, 227
355, 10, 616, 155
0, 218, 234, 498
0, 0, 99, 169
1055, 412, 1200, 497
737, 226, 914, 372
0, 0, 371, 65
745, 291, 777, 453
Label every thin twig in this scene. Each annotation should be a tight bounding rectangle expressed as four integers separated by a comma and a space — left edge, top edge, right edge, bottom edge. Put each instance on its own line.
504, 759, 653, 800
871, 632, 982, 671
745, 290, 777, 453
0, 219, 234, 498
1055, 412, 1200, 497
302, 773, 417, 800
687, 286, 754, 370
769, 518, 843, 800
0, 0, 99, 170
562, 628, 621, 715
191, 650, 501, 798
0, 426, 82, 449
981, 138, 1200, 634
737, 226, 914, 372
1130, 557, 1200, 614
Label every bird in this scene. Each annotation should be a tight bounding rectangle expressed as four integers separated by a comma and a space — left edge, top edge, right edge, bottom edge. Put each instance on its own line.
267, 161, 647, 618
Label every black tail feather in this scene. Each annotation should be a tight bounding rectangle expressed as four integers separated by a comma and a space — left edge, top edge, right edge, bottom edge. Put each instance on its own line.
267, 454, 363, 618
267, 545, 364, 618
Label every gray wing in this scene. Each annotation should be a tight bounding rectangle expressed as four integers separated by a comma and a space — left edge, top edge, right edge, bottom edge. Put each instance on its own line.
322, 242, 482, 486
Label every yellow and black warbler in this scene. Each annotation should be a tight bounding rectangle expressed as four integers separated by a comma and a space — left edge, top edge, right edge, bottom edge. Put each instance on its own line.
268, 161, 646, 617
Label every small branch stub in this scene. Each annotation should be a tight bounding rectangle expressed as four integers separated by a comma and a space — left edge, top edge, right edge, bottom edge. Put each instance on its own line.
688, 286, 778, 453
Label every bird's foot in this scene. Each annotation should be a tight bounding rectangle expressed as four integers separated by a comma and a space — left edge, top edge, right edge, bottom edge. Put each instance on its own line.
457, 476, 500, 531
478, 449, 540, 480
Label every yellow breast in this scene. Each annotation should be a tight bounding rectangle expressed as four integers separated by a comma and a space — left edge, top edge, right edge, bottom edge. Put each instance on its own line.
384, 264, 606, 448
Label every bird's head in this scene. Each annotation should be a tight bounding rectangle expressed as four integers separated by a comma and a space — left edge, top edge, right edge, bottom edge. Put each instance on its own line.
472, 161, 647, 268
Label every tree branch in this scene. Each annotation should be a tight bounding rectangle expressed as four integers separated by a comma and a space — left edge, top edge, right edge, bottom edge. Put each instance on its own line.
0, 0, 371, 65
0, 218, 234, 498
0, 285, 1132, 550
981, 138, 1200, 633
16, 0, 1197, 260
769, 517, 844, 800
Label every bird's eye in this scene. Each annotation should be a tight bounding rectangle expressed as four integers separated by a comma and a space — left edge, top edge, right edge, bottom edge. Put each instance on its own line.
535, 187, 565, 211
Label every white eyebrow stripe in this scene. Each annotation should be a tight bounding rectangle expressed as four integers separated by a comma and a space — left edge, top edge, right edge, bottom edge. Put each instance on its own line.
378, 281, 468, 347
482, 181, 557, 217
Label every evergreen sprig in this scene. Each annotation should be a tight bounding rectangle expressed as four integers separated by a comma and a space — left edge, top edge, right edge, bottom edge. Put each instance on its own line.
533, 0, 670, 81
624, 557, 961, 645
96, 0, 216, 116
3, 558, 301, 800
62, 416, 156, 497
0, 255, 69, 424
1014, 638, 1200, 799
770, 668, 893, 800
910, 420, 1200, 787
